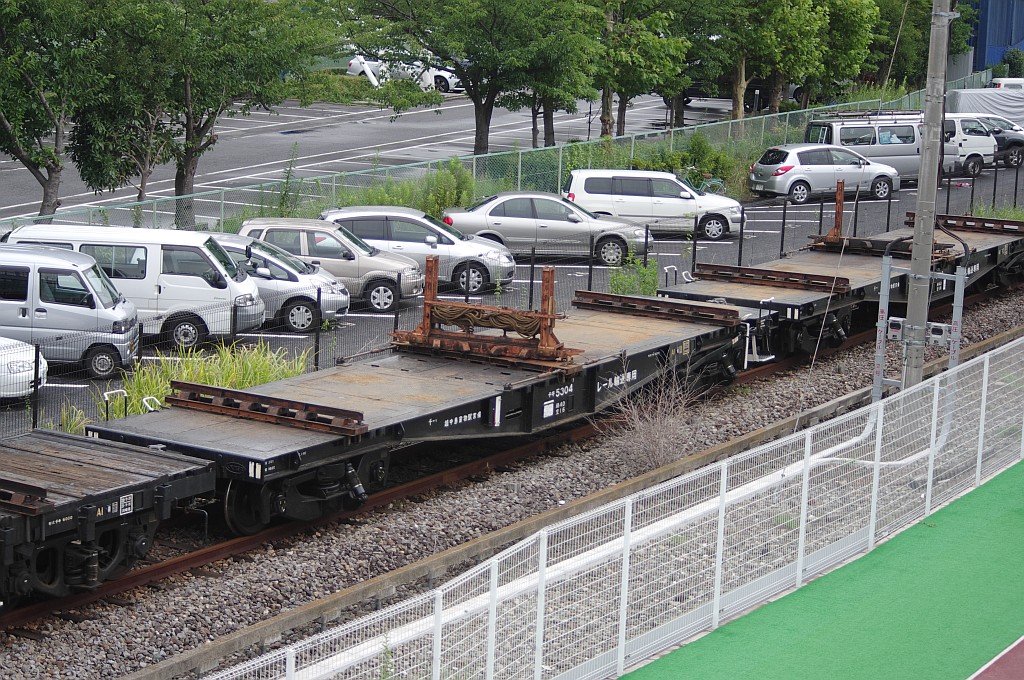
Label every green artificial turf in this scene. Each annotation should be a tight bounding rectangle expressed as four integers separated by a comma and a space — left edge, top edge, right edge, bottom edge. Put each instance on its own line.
625, 461, 1024, 680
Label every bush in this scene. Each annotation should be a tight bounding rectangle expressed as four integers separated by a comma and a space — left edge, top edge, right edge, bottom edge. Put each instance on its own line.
1003, 48, 1024, 78
609, 252, 660, 296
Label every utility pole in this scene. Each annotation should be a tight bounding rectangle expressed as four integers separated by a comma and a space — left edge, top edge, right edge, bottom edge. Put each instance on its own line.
905, 0, 958, 387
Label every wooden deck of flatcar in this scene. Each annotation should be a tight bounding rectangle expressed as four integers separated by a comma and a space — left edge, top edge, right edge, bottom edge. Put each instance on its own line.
87, 305, 738, 463
658, 227, 1024, 313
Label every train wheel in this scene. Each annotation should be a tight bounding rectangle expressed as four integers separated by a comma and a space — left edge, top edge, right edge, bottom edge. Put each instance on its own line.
223, 480, 268, 536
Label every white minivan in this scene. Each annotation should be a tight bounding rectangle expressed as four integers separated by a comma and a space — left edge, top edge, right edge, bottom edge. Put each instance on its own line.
0, 245, 139, 379
561, 169, 744, 240
3, 226, 265, 349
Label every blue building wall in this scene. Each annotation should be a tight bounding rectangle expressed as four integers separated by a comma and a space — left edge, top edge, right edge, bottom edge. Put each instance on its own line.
976, 0, 1024, 69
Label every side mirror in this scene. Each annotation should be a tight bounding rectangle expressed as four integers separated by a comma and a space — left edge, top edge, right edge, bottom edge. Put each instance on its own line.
425, 235, 438, 247
84, 292, 96, 309
566, 213, 581, 223
341, 250, 355, 261
245, 244, 252, 260
255, 266, 272, 278
679, 190, 692, 199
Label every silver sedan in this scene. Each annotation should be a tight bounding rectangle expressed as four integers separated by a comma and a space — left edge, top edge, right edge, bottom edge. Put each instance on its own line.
442, 192, 649, 266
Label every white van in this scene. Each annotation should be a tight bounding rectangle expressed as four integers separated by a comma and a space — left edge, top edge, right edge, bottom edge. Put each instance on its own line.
805, 111, 995, 178
0, 245, 139, 379
988, 77, 1024, 89
560, 169, 744, 241
3, 226, 265, 349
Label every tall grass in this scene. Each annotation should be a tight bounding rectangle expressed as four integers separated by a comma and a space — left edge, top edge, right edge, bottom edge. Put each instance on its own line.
97, 341, 310, 421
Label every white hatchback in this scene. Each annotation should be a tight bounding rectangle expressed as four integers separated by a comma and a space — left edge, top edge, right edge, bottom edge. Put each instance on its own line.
0, 336, 47, 399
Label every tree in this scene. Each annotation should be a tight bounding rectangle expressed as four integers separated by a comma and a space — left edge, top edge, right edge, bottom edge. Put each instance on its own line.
758, 0, 828, 113
0, 0, 108, 217
801, 0, 878, 106
344, 0, 573, 155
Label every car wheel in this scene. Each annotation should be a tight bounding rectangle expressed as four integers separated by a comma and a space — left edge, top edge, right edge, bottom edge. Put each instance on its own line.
1005, 146, 1023, 168
84, 345, 121, 380
366, 280, 399, 313
455, 264, 488, 294
596, 237, 626, 266
164, 315, 207, 350
282, 299, 320, 333
434, 75, 450, 93
788, 181, 811, 205
698, 216, 728, 241
964, 155, 983, 177
870, 177, 892, 200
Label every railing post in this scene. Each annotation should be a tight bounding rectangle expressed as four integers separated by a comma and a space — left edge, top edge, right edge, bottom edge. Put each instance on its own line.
691, 216, 698, 273
314, 287, 322, 371
286, 648, 296, 679
630, 136, 636, 165
867, 401, 885, 550
432, 589, 444, 680
473, 155, 478, 187
974, 354, 991, 487
587, 233, 595, 291
556, 146, 563, 191
711, 461, 728, 629
532, 531, 548, 680
615, 500, 633, 676
220, 189, 225, 231
779, 201, 788, 258
795, 429, 813, 587
818, 196, 825, 235
737, 209, 745, 267
230, 302, 238, 340
517, 150, 523, 191
528, 250, 536, 310
925, 379, 941, 515
31, 345, 41, 430
485, 560, 499, 680
393, 273, 402, 334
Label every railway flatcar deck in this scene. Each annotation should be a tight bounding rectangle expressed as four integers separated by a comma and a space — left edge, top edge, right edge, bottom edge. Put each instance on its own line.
0, 430, 214, 607
658, 223, 1024, 355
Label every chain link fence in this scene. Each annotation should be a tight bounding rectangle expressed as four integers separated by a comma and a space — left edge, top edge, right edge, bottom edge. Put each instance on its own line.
207, 326, 1024, 680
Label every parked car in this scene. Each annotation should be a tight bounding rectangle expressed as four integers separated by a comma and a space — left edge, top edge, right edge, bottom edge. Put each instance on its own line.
238, 218, 424, 313
942, 114, 999, 176
318, 206, 515, 294
441, 192, 648, 265
748, 143, 902, 204
211, 234, 350, 333
976, 115, 1024, 167
346, 55, 463, 93
561, 169, 742, 241
0, 336, 47, 399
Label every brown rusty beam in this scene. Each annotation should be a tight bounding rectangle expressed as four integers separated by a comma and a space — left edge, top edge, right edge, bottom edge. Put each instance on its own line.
0, 482, 55, 516
693, 264, 852, 293
905, 212, 1024, 234
571, 290, 741, 326
809, 235, 956, 259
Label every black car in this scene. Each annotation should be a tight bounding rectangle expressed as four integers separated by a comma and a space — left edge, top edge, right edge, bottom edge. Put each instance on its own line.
978, 115, 1024, 168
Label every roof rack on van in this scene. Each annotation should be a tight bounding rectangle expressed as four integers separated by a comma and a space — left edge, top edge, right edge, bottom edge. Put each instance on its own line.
813, 109, 923, 120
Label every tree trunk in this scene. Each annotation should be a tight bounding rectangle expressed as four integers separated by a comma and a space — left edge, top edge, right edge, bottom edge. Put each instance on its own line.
37, 165, 62, 220
731, 58, 749, 121
531, 97, 541, 149
600, 86, 614, 137
472, 95, 496, 155
768, 72, 784, 114
615, 94, 628, 137
543, 103, 555, 147
174, 153, 200, 229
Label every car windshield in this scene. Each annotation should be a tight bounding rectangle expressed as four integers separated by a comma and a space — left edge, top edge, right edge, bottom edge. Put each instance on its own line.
333, 224, 376, 256
758, 148, 791, 165
424, 214, 468, 240
82, 265, 120, 308
561, 197, 598, 218
204, 238, 241, 279
249, 239, 314, 274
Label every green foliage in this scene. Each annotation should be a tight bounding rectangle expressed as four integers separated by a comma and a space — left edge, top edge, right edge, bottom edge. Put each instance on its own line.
991, 63, 1010, 79
98, 342, 309, 421
609, 252, 660, 296
1003, 49, 1024, 78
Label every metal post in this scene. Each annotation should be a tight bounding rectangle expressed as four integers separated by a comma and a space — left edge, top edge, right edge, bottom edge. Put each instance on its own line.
974, 354, 990, 487
472, 155, 477, 188
885, 191, 893, 232
615, 501, 633, 676
761, 116, 766, 145
779, 201, 788, 258
818, 197, 825, 235
992, 161, 999, 208
393, 273, 402, 334
867, 401, 885, 550
220, 190, 225, 231
286, 649, 296, 679
1015, 163, 1020, 208
314, 287, 322, 371
690, 216, 698, 273
432, 589, 444, 680
230, 303, 238, 340
331, 174, 337, 206
528, 250, 536, 310
630, 136, 636, 165
969, 177, 976, 210
587, 233, 594, 291
872, 256, 893, 402
532, 531, 548, 680
31, 345, 40, 430
485, 560, 499, 680
948, 266, 966, 368
737, 208, 745, 266
643, 226, 650, 267
517, 151, 523, 191
945, 174, 952, 214
711, 462, 728, 629
795, 429, 813, 587
852, 190, 860, 237
925, 379, 940, 515
905, 0, 955, 388
556, 146, 563, 192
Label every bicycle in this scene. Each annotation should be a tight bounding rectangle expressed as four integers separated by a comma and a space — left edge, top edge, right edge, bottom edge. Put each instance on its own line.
681, 166, 728, 195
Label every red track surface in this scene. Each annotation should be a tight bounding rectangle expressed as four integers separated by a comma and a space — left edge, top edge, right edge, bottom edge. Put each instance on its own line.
970, 636, 1024, 680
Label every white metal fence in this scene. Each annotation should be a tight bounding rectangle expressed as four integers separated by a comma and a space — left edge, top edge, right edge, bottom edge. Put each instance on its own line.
208, 331, 1024, 680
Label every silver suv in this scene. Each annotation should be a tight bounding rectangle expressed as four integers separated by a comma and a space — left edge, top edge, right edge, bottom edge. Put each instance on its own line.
319, 206, 516, 294
749, 143, 901, 204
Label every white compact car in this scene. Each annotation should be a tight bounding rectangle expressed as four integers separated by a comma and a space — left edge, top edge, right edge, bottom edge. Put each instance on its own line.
0, 336, 47, 399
